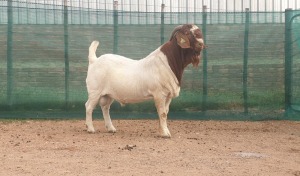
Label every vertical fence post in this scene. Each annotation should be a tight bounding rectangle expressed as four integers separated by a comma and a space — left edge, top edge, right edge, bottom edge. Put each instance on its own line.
7, 0, 13, 107
202, 6, 208, 112
64, 0, 69, 109
243, 8, 250, 115
160, 3, 165, 45
113, 1, 118, 54
88, 0, 90, 24
284, 8, 293, 116
35, 0, 38, 24
145, 0, 148, 24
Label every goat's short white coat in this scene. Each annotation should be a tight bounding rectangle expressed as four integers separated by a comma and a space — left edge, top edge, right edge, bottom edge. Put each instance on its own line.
85, 41, 180, 137
87, 48, 180, 105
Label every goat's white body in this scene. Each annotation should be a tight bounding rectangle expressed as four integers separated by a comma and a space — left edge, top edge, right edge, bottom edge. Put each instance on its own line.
87, 49, 180, 104
85, 41, 179, 137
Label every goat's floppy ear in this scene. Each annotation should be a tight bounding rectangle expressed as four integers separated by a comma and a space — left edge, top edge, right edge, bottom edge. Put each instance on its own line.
175, 32, 190, 48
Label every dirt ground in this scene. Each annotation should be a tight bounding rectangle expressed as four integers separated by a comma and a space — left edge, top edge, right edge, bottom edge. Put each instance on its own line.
0, 119, 299, 176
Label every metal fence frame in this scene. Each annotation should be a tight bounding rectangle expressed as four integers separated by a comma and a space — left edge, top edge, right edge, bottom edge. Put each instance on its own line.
2, 0, 300, 119
284, 9, 300, 116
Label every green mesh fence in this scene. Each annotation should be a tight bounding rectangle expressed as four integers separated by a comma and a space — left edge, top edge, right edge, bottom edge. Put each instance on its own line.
292, 25, 300, 110
286, 10, 300, 117
0, 1, 299, 120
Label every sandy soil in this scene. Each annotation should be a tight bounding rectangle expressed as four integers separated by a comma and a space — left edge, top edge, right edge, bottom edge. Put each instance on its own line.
0, 119, 299, 176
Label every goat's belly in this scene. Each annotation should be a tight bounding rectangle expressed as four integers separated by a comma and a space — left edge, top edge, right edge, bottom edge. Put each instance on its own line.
117, 97, 153, 105
111, 91, 153, 105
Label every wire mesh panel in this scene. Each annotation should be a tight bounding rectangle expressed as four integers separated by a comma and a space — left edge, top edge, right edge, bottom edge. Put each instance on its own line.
0, 0, 299, 119
291, 11, 300, 112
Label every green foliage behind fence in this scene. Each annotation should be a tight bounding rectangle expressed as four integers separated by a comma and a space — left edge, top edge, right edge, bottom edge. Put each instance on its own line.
0, 2, 300, 120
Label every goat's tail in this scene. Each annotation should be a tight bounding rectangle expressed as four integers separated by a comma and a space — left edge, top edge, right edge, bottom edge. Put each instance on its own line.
88, 40, 99, 64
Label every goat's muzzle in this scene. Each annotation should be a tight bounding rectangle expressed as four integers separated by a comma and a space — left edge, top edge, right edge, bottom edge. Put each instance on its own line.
192, 41, 206, 67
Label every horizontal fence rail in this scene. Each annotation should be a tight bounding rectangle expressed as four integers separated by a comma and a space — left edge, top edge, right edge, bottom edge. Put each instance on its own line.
1, 0, 299, 12
0, 0, 299, 24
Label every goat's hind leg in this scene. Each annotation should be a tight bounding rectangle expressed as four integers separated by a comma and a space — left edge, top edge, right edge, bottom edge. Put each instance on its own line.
99, 95, 116, 133
85, 98, 99, 133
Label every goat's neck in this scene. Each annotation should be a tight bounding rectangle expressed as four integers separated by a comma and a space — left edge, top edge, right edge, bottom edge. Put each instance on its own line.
160, 42, 189, 85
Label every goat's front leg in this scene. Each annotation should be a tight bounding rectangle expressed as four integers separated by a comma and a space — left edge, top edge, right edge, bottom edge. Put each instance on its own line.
155, 96, 171, 138
165, 97, 172, 114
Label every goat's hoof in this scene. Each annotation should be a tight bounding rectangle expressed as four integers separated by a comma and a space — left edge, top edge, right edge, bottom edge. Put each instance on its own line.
106, 126, 117, 133
87, 127, 96, 133
86, 122, 96, 133
87, 129, 96, 133
108, 129, 117, 133
160, 134, 171, 138
160, 129, 171, 138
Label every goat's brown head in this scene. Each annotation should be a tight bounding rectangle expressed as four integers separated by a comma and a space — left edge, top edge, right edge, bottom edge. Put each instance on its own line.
169, 24, 205, 67
161, 24, 205, 85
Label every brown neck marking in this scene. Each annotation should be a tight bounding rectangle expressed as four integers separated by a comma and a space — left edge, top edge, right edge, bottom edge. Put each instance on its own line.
160, 41, 195, 85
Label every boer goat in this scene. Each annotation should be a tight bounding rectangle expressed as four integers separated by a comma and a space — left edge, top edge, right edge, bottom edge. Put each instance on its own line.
85, 24, 205, 137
